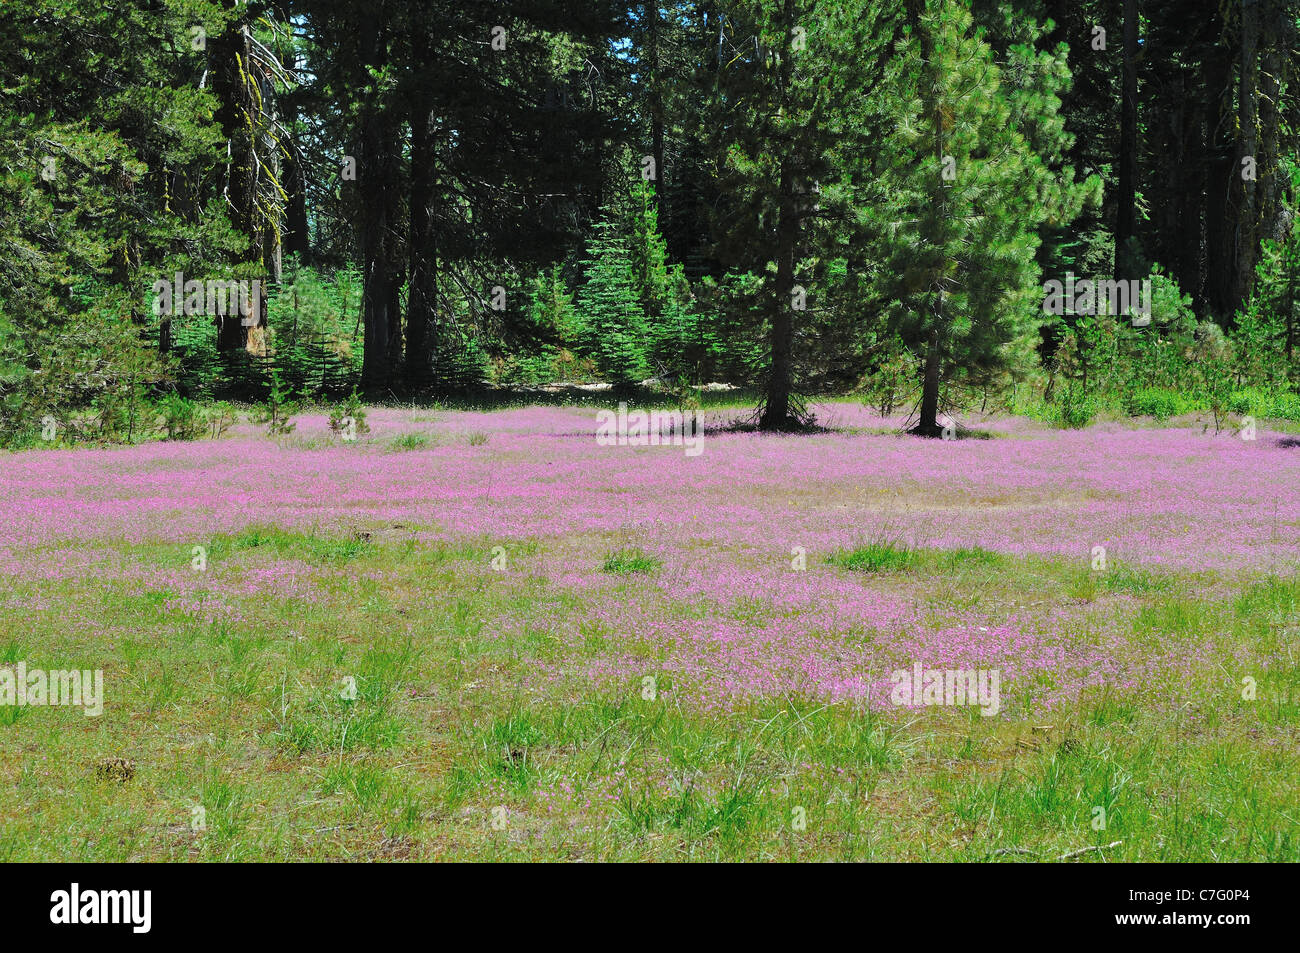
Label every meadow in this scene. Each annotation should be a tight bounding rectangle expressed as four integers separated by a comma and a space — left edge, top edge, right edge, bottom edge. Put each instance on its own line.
1, 401, 1297, 861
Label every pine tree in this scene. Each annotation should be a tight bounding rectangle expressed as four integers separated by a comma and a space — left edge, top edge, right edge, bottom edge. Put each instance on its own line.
871, 0, 1098, 436
709, 0, 900, 430
576, 209, 650, 386
628, 180, 673, 320
0, 0, 240, 437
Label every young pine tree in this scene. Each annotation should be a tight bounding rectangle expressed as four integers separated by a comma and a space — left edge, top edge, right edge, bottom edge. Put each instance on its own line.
629, 180, 673, 320
576, 209, 650, 387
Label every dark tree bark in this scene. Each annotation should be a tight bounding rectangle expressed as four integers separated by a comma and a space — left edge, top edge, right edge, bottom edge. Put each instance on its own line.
283, 104, 310, 265
405, 99, 437, 388
1116, 0, 1139, 280
1257, 0, 1287, 246
386, 259, 404, 373
277, 3, 309, 264
646, 1, 665, 217
359, 107, 393, 393
357, 17, 401, 395
1232, 0, 1261, 306
210, 14, 258, 352
1203, 37, 1237, 319
916, 328, 942, 437
1174, 71, 1205, 303
909, 0, 945, 438
757, 10, 802, 434
759, 164, 799, 431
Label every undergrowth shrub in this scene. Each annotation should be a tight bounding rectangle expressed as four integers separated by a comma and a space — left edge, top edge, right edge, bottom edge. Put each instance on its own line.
1125, 387, 1193, 421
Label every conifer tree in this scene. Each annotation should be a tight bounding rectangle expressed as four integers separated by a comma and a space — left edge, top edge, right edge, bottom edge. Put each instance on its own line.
709, 0, 899, 429
629, 180, 673, 320
871, 0, 1098, 435
576, 209, 650, 386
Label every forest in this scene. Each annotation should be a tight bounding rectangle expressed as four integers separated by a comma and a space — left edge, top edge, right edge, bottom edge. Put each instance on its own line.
3, 0, 1298, 440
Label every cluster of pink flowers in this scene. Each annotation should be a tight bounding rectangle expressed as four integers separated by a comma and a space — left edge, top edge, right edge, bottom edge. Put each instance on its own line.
1, 405, 1294, 713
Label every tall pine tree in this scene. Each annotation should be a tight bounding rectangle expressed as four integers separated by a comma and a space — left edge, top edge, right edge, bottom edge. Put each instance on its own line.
872, 0, 1098, 435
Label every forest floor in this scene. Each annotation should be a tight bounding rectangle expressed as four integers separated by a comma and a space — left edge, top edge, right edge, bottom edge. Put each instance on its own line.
1, 401, 1298, 860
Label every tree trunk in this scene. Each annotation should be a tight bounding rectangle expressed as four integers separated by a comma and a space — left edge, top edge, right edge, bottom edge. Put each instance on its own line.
916, 327, 942, 437
647, 1, 665, 216
1203, 37, 1237, 319
1257, 0, 1286, 245
211, 20, 253, 351
360, 107, 391, 394
759, 165, 799, 431
909, 0, 945, 438
280, 1, 309, 265
758, 12, 802, 433
284, 128, 310, 264
1174, 71, 1204, 304
406, 101, 437, 388
1116, 0, 1139, 280
358, 18, 397, 396
1232, 0, 1260, 306
386, 262, 403, 374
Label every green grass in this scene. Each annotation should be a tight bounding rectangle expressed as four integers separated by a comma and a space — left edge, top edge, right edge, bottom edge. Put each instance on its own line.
939, 546, 1005, 569
0, 494, 1295, 861
825, 541, 1007, 575
827, 541, 916, 573
1101, 562, 1171, 595
602, 547, 662, 575
389, 433, 431, 451
208, 525, 375, 564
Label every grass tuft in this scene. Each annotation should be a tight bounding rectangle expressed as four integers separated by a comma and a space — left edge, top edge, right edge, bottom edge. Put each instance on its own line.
389, 433, 431, 451
828, 541, 916, 573
602, 547, 661, 575
940, 546, 1004, 569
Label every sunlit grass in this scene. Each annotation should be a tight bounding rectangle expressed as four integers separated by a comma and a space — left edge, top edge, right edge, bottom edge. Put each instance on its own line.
0, 408, 1295, 862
